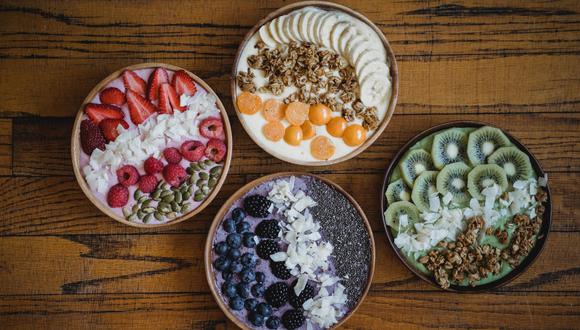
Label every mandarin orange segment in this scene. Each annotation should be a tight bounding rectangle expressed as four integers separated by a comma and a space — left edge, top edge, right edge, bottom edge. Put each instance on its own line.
262, 99, 286, 122
326, 117, 347, 137
343, 124, 367, 146
301, 120, 316, 140
309, 103, 332, 126
285, 101, 310, 126
262, 121, 285, 141
310, 136, 336, 160
284, 125, 303, 146
237, 91, 262, 115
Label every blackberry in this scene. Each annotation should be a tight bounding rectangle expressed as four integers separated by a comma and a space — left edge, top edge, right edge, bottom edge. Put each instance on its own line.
265, 282, 289, 308
282, 309, 305, 330
270, 261, 292, 280
289, 280, 315, 308
256, 239, 280, 259
255, 219, 281, 239
244, 195, 272, 218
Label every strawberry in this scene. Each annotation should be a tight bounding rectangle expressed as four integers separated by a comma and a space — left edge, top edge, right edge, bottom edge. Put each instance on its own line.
84, 103, 124, 124
99, 118, 129, 142
159, 83, 185, 113
146, 67, 169, 101
172, 70, 197, 96
99, 87, 126, 106
122, 70, 146, 95
157, 83, 174, 114
126, 90, 156, 125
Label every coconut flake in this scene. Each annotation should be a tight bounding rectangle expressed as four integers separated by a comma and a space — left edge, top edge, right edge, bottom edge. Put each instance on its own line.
442, 192, 453, 205
270, 252, 288, 262
429, 193, 441, 212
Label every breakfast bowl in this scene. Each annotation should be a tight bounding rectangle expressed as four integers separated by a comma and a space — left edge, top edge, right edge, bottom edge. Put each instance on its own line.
205, 172, 375, 329
71, 63, 232, 227
381, 121, 551, 292
231, 1, 398, 166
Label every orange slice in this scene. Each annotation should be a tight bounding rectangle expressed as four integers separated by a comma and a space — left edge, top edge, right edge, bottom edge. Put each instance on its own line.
237, 91, 262, 115
284, 125, 303, 146
262, 99, 286, 122
262, 121, 285, 141
301, 120, 316, 140
285, 101, 309, 126
311, 136, 336, 160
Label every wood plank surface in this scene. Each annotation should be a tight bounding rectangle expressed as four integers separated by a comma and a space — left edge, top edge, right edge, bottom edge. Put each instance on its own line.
0, 0, 579, 329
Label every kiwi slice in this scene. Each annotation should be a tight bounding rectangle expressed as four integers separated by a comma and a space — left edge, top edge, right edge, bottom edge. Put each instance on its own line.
384, 201, 420, 232
467, 164, 508, 200
488, 146, 534, 184
431, 128, 468, 169
386, 179, 411, 205
411, 171, 439, 212
436, 162, 471, 205
467, 126, 511, 165
399, 149, 434, 186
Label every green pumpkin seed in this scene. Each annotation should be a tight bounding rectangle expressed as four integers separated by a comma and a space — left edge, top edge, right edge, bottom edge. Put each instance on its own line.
142, 207, 155, 214
157, 201, 169, 210
204, 159, 213, 166
183, 191, 191, 200
161, 182, 170, 190
143, 213, 153, 223
186, 167, 194, 175
138, 195, 148, 204
142, 199, 152, 208
210, 166, 222, 176
162, 194, 175, 203
181, 203, 191, 213
194, 192, 204, 202
128, 214, 138, 222
152, 189, 162, 200
123, 207, 132, 218
188, 185, 195, 195
196, 179, 206, 187
134, 189, 142, 200
208, 178, 217, 188
187, 175, 196, 185
190, 163, 201, 171
132, 204, 140, 213
202, 186, 210, 194
174, 191, 183, 204
154, 212, 163, 221
167, 212, 177, 219
137, 210, 145, 220
161, 190, 173, 198
199, 172, 209, 180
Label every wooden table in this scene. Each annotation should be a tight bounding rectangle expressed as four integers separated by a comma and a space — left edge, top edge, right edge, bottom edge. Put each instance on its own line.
1, 0, 579, 329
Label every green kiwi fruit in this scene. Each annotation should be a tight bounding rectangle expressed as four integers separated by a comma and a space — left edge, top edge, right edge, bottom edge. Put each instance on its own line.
467, 126, 511, 165
399, 149, 434, 187
411, 171, 439, 212
431, 128, 468, 169
467, 164, 508, 200
386, 179, 411, 205
436, 162, 471, 205
384, 201, 420, 232
488, 146, 534, 184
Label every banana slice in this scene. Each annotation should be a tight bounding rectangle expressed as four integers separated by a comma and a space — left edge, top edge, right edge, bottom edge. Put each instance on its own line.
328, 21, 350, 52
338, 28, 357, 55
258, 24, 277, 48
307, 11, 326, 44
354, 48, 383, 74
346, 36, 370, 66
298, 8, 320, 42
284, 12, 302, 42
316, 12, 339, 46
276, 15, 291, 44
360, 72, 390, 107
358, 60, 389, 83
268, 18, 284, 44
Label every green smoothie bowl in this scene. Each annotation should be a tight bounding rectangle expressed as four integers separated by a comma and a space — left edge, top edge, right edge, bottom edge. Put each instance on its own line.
381, 121, 551, 292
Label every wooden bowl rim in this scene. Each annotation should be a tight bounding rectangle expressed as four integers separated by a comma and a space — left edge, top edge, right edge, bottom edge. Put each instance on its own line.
204, 172, 376, 329
230, 0, 399, 166
71, 62, 233, 228
380, 120, 553, 293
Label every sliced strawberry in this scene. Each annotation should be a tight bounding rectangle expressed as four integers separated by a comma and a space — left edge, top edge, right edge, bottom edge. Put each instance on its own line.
84, 103, 124, 124
158, 83, 174, 114
147, 67, 169, 102
99, 87, 126, 106
122, 70, 146, 95
159, 83, 185, 113
172, 70, 197, 97
99, 118, 129, 142
126, 90, 156, 125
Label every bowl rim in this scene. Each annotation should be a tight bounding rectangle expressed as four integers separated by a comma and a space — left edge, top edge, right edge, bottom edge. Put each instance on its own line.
380, 120, 552, 292
230, 0, 399, 166
71, 62, 233, 228
204, 172, 376, 329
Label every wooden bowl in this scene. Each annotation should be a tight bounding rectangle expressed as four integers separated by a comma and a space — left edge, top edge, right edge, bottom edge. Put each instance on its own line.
71, 63, 233, 228
380, 121, 552, 292
230, 1, 399, 166
204, 172, 376, 329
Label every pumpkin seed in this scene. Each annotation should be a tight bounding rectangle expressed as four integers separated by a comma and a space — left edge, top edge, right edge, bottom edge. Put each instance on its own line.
143, 213, 153, 223
162, 194, 175, 203
181, 203, 191, 213
187, 175, 196, 185
171, 186, 180, 192
128, 214, 138, 222
204, 159, 213, 166
194, 192, 204, 202
202, 186, 210, 194
137, 210, 145, 220
179, 184, 188, 193
210, 166, 222, 176
158, 201, 169, 210
208, 178, 217, 188
174, 191, 183, 204
142, 199, 152, 208
161, 182, 170, 190
123, 207, 132, 218
154, 212, 164, 221
142, 207, 155, 214
191, 163, 201, 171
161, 190, 173, 198
167, 212, 177, 219
196, 179, 206, 187
152, 189, 162, 200
134, 189, 142, 200
183, 191, 191, 200
188, 185, 195, 195
186, 167, 194, 175
138, 195, 148, 204
198, 172, 208, 180
132, 204, 140, 213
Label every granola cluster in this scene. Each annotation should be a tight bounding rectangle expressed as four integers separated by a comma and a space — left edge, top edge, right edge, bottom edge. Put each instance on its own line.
236, 41, 380, 131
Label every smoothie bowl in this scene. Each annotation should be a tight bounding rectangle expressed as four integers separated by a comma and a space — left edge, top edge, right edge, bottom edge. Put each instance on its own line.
71, 63, 232, 227
381, 122, 551, 291
205, 173, 375, 329
232, 1, 398, 165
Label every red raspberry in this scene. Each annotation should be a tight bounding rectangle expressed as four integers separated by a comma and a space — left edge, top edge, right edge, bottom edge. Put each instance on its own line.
199, 117, 225, 139
163, 147, 182, 164
205, 138, 227, 162
116, 165, 140, 186
144, 156, 164, 175
181, 140, 205, 161
138, 175, 158, 193
163, 163, 188, 187
80, 119, 106, 155
107, 184, 129, 208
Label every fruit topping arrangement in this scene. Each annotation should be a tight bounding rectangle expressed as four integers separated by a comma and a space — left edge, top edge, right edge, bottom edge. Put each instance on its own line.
384, 126, 549, 288
79, 67, 228, 223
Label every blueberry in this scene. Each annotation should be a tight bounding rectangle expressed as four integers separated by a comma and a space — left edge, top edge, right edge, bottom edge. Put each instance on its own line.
240, 269, 256, 283
249, 312, 264, 327
266, 315, 281, 329
226, 233, 242, 248
229, 296, 244, 311
229, 260, 243, 273
242, 232, 256, 248
240, 252, 257, 267
237, 283, 251, 298
227, 248, 241, 261
223, 218, 236, 233
221, 271, 233, 281
236, 221, 250, 233
213, 256, 230, 271
221, 281, 237, 298
232, 207, 246, 223
256, 302, 272, 317
244, 298, 258, 311
214, 241, 229, 255
251, 284, 265, 298
255, 272, 266, 284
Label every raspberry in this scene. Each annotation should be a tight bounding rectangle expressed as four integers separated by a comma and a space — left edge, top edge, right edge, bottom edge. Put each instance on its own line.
163, 163, 188, 187
138, 175, 158, 193
255, 219, 280, 239
282, 309, 305, 330
107, 184, 129, 208
270, 261, 292, 280
204, 138, 227, 162
256, 239, 279, 260
265, 282, 289, 308
289, 279, 315, 308
163, 147, 182, 164
244, 195, 272, 218
144, 157, 163, 175
180, 140, 205, 161
200, 117, 225, 139
116, 165, 140, 186
80, 119, 106, 155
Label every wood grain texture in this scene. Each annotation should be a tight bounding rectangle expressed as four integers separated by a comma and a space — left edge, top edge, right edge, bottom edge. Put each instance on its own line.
0, 119, 12, 175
